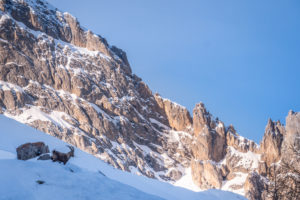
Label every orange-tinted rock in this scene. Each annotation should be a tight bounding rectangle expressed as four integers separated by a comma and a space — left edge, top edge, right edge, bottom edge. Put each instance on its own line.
191, 160, 222, 189
154, 94, 192, 131
259, 119, 284, 167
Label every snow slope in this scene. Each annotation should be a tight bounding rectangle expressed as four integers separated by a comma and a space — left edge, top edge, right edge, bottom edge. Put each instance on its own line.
0, 159, 163, 200
0, 115, 246, 200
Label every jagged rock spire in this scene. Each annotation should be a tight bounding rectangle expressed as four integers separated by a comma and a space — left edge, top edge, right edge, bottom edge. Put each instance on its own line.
193, 102, 212, 136
260, 118, 284, 167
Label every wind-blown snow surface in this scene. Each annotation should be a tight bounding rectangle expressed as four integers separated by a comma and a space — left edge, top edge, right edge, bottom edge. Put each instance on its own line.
0, 115, 245, 200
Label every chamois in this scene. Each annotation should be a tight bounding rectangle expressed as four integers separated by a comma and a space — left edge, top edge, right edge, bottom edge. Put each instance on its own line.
51, 145, 74, 165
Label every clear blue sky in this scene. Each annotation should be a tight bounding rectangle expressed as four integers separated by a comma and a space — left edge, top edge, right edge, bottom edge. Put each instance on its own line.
44, 0, 299, 143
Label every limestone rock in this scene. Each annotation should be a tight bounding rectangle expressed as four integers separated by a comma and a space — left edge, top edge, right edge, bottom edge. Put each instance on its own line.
260, 119, 284, 167
110, 45, 131, 73
286, 110, 300, 137
226, 131, 258, 153
258, 161, 268, 176
154, 94, 192, 131
192, 103, 226, 162
244, 172, 267, 200
193, 102, 212, 136
16, 142, 49, 160
191, 160, 222, 189
192, 125, 213, 160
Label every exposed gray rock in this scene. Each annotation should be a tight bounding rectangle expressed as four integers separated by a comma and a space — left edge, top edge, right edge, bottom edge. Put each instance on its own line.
244, 172, 267, 200
16, 142, 49, 160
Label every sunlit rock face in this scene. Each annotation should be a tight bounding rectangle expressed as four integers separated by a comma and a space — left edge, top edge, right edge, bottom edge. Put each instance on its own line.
244, 113, 300, 200
154, 94, 192, 132
260, 119, 284, 167
192, 103, 226, 162
0, 0, 299, 199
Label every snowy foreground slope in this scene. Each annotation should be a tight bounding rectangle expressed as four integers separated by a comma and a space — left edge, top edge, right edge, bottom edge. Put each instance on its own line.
0, 116, 245, 200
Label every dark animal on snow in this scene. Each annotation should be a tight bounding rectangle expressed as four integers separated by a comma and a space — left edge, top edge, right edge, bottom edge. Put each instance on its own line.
51, 145, 74, 165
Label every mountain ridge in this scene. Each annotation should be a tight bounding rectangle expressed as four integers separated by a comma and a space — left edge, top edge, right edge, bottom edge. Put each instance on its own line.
0, 115, 246, 200
0, 0, 299, 199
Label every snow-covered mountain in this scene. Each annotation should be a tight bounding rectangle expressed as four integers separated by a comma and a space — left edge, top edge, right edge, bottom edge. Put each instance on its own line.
0, 0, 299, 199
0, 115, 245, 200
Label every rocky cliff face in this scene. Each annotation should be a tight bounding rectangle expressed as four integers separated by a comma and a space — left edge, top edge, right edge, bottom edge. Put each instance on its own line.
260, 119, 284, 167
244, 112, 300, 200
0, 0, 299, 199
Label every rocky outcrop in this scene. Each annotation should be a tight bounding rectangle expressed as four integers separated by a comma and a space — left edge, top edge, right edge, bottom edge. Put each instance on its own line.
260, 119, 284, 167
16, 142, 49, 160
244, 172, 267, 200
190, 103, 231, 191
0, 0, 112, 57
245, 114, 300, 200
191, 160, 222, 189
226, 131, 258, 153
193, 103, 213, 136
192, 103, 226, 162
154, 94, 192, 131
63, 13, 111, 56
286, 110, 300, 138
